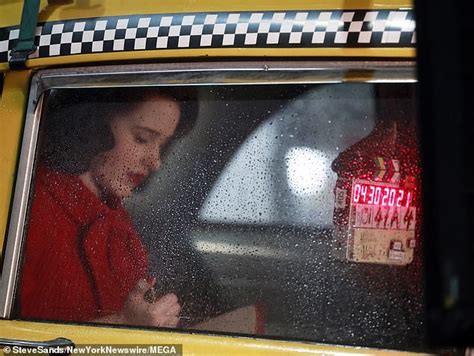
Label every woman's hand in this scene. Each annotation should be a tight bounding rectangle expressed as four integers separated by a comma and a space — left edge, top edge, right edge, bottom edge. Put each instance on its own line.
121, 278, 181, 327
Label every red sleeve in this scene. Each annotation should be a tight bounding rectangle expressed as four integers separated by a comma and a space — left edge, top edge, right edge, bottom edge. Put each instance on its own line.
19, 179, 88, 320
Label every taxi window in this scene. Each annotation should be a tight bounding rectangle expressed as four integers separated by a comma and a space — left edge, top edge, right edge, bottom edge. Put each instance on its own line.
11, 74, 425, 351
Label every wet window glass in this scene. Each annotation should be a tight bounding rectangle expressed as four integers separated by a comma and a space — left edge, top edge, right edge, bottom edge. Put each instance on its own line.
15, 83, 425, 351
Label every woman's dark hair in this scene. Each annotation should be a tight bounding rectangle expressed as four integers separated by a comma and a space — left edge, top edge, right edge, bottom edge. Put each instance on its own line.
39, 87, 198, 174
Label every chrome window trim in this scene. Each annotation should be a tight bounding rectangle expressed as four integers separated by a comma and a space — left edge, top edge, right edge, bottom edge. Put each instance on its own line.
0, 91, 43, 318
37, 61, 416, 90
0, 60, 416, 319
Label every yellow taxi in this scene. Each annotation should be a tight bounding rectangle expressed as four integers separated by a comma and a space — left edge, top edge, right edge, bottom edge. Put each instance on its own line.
0, 0, 439, 355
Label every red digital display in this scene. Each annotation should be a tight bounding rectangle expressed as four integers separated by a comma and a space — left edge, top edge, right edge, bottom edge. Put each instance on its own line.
352, 182, 413, 208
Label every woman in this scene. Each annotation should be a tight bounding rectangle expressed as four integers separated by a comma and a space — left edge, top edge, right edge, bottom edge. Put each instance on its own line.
19, 87, 197, 327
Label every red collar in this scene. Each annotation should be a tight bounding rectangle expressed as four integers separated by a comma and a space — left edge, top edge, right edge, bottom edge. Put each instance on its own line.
36, 166, 121, 226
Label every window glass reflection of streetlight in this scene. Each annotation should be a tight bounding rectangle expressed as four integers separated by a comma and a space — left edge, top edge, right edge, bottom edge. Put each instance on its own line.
285, 147, 331, 197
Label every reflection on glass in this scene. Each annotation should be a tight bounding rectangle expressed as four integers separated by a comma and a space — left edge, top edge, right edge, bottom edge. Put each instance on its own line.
285, 147, 331, 197
16, 82, 426, 351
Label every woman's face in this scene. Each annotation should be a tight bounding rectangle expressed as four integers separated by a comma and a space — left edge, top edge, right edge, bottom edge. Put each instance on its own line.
90, 95, 181, 201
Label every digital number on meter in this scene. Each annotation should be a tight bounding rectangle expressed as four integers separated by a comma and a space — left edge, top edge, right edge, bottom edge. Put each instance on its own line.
352, 182, 413, 208
350, 181, 416, 230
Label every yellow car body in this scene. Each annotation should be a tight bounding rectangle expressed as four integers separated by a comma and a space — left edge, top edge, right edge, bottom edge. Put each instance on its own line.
0, 1, 425, 355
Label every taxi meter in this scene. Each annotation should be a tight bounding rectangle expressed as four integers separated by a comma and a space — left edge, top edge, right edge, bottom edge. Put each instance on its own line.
333, 157, 418, 266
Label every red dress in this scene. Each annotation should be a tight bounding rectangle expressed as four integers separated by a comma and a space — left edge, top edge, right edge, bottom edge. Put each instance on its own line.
19, 167, 148, 321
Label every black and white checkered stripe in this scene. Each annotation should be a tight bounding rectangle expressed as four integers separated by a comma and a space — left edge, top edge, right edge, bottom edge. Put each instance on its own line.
0, 10, 416, 63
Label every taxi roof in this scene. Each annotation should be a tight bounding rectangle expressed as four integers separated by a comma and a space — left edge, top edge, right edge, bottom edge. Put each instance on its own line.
2, 1, 414, 27
0, 0, 415, 70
